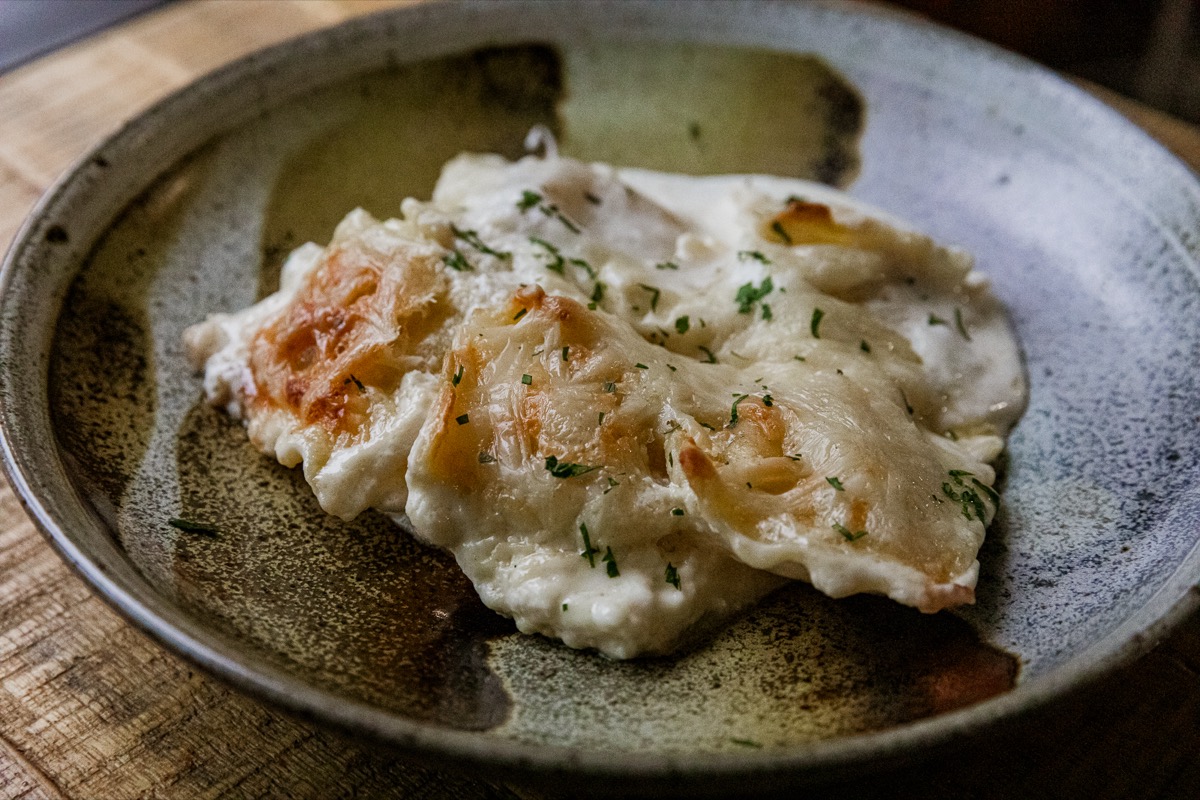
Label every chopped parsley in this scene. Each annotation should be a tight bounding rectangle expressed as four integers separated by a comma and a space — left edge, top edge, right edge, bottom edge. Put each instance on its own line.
762, 394, 774, 407
665, 562, 681, 590
478, 452, 496, 464
169, 517, 218, 537
570, 257, 597, 279
513, 308, 528, 322
602, 546, 620, 578
521, 373, 532, 385
455, 413, 470, 425
730, 738, 763, 749
941, 469, 997, 522
529, 236, 565, 274
675, 316, 690, 334
443, 250, 472, 271
579, 522, 599, 567
603, 381, 617, 393
811, 308, 825, 338
771, 220, 793, 244
545, 455, 599, 478
584, 191, 602, 205
787, 453, 803, 461
452, 224, 510, 260
562, 346, 570, 362
562, 602, 569, 611
730, 393, 750, 426
635, 362, 649, 370
671, 508, 685, 516
860, 340, 871, 353
638, 283, 661, 312
591, 282, 605, 304
955, 307, 972, 340
518, 190, 581, 232
656, 261, 679, 270
928, 313, 948, 326
826, 476, 845, 491
451, 365, 464, 386
598, 411, 605, 425
344, 374, 366, 391
604, 476, 619, 494
761, 303, 773, 321
735, 277, 774, 314
698, 345, 718, 364
737, 250, 771, 264
699, 421, 716, 431
833, 522, 868, 542
517, 189, 542, 211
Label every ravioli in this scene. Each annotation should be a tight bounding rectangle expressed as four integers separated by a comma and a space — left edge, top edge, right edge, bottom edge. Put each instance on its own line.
186, 150, 1025, 658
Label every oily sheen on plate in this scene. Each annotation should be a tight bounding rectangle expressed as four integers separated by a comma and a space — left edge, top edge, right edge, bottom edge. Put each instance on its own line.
185, 149, 1025, 658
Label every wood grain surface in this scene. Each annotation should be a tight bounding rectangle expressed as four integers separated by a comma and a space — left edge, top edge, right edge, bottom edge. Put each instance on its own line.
1, 2, 1199, 798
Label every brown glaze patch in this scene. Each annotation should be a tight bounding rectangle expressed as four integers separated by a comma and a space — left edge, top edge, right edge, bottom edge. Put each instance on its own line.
171, 401, 513, 729
490, 584, 1017, 750
258, 45, 563, 298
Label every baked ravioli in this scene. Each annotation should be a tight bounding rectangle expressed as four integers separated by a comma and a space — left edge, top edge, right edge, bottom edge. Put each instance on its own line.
185, 150, 1025, 658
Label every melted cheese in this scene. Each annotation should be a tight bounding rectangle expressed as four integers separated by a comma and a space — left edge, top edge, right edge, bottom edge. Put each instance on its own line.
186, 150, 1026, 658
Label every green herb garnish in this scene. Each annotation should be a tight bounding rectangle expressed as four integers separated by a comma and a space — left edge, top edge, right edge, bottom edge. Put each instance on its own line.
955, 307, 972, 340
602, 546, 620, 578
737, 250, 771, 264
635, 362, 649, 370
604, 476, 619, 494
513, 308, 528, 322
518, 189, 542, 211
665, 562, 681, 590
521, 373, 532, 385
545, 455, 599, 478
529, 236, 565, 274
730, 738, 763, 749
860, 340, 871, 353
344, 374, 366, 392
761, 303, 773, 321
580, 523, 599, 567
638, 283, 661, 312
656, 261, 679, 270
674, 316, 690, 334
169, 517, 218, 537
735, 276, 774, 314
452, 365, 464, 386
771, 220, 793, 244
730, 393, 750, 426
455, 413, 470, 425
833, 522, 868, 541
478, 452, 496, 464
443, 250, 472, 271
603, 381, 617, 393
929, 313, 948, 326
811, 307, 825, 338
671, 508, 684, 517
698, 345, 718, 364
826, 476, 845, 491
452, 224, 510, 259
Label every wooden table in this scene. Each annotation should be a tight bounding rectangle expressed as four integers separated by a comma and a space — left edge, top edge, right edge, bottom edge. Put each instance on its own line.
1, 2, 1198, 798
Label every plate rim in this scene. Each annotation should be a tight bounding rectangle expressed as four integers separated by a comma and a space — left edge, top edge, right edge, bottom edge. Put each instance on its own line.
2, 0, 1199, 787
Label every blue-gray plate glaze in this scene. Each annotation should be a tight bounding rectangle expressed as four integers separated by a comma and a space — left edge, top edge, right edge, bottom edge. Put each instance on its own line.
2, 1, 1199, 792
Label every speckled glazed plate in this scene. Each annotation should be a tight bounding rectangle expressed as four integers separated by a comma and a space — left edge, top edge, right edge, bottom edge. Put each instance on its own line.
3, 0, 1200, 792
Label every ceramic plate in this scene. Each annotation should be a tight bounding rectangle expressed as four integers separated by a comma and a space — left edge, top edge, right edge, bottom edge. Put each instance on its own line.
3, 1, 1200, 792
